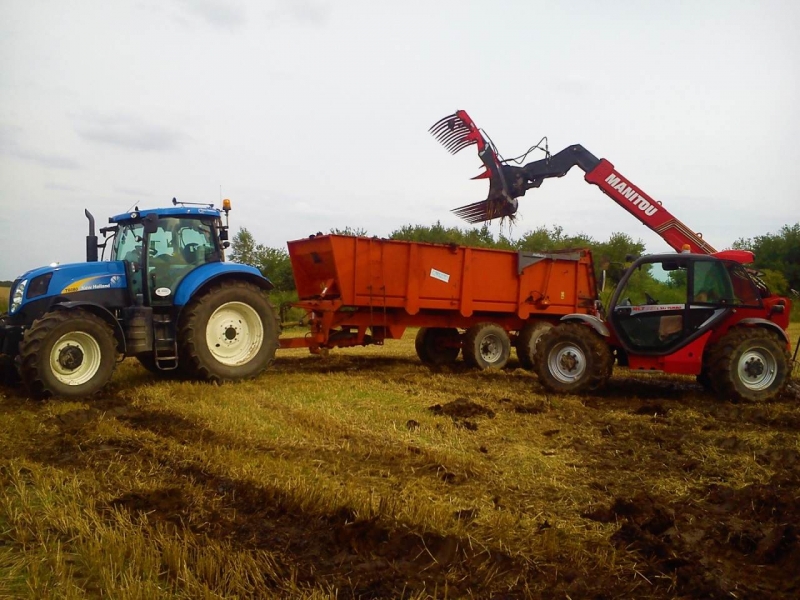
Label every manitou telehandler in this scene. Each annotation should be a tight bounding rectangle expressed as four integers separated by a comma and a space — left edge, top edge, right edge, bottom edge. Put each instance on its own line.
430, 110, 793, 401
0, 200, 279, 398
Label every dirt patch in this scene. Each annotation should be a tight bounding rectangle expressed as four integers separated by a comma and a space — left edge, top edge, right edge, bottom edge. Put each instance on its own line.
583, 477, 800, 599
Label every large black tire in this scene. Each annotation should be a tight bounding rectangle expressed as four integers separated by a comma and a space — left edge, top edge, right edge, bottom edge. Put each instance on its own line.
415, 327, 460, 366
516, 320, 554, 370
178, 282, 279, 382
534, 323, 613, 393
463, 323, 511, 370
706, 327, 790, 402
18, 309, 117, 399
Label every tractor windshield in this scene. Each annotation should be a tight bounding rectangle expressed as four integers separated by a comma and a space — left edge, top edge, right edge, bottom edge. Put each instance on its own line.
111, 223, 145, 265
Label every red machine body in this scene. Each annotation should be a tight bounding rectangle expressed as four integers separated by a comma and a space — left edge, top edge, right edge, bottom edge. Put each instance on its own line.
431, 110, 793, 400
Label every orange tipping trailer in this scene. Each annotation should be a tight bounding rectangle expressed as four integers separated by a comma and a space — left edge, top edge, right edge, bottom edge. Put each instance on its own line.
279, 235, 599, 370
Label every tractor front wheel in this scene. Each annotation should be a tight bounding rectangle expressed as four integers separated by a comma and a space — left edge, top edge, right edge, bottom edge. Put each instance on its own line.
179, 282, 279, 382
463, 323, 511, 370
706, 327, 790, 402
18, 309, 117, 398
534, 323, 612, 393
415, 327, 460, 365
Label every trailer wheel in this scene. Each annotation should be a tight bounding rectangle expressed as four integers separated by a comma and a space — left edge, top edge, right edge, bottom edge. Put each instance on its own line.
534, 323, 612, 393
18, 309, 117, 398
179, 281, 279, 382
516, 320, 554, 370
706, 327, 790, 402
415, 327, 460, 365
463, 323, 511, 370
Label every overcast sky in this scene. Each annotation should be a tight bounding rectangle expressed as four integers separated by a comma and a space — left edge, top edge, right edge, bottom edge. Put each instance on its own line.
1, 0, 798, 279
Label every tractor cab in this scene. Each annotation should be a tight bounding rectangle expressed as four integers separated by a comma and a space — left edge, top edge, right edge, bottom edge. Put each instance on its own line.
607, 254, 764, 355
106, 204, 229, 306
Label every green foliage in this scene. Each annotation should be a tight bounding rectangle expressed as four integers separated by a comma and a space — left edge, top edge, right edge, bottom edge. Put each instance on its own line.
390, 221, 505, 249
330, 226, 369, 236
229, 228, 295, 292
734, 222, 800, 291
759, 269, 790, 296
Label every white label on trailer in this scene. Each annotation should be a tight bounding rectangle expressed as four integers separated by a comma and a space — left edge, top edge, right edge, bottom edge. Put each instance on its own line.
430, 268, 450, 283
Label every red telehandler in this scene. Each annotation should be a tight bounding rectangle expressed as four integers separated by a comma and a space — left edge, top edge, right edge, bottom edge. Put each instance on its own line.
430, 110, 794, 401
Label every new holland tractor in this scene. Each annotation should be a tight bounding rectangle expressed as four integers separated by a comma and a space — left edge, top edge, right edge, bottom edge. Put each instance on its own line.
0, 200, 279, 398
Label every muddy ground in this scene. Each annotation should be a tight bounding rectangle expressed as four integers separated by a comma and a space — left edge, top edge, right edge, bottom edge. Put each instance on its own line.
1, 348, 799, 599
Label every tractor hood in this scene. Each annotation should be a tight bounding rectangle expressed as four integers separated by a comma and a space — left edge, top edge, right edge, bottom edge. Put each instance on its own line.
13, 261, 127, 307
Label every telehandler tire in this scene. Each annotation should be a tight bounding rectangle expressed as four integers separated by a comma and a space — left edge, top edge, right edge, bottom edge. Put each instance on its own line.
18, 309, 117, 398
516, 320, 554, 370
706, 327, 790, 402
463, 323, 511, 370
179, 282, 279, 382
534, 323, 613, 393
415, 327, 460, 365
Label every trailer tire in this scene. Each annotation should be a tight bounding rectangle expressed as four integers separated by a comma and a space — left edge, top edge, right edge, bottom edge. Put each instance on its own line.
534, 323, 612, 393
415, 327, 460, 366
516, 320, 554, 370
18, 309, 117, 399
179, 281, 279, 382
706, 327, 790, 402
463, 323, 511, 370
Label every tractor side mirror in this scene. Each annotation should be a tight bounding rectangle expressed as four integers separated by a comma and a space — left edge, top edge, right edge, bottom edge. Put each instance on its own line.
143, 213, 159, 234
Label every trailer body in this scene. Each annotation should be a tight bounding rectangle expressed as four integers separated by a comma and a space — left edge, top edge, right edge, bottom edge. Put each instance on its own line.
280, 235, 598, 356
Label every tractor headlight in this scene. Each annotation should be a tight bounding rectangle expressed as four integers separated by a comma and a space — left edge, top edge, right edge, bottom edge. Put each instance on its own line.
10, 279, 27, 314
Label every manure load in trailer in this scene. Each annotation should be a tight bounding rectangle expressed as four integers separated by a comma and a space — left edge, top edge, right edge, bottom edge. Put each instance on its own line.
281, 235, 599, 370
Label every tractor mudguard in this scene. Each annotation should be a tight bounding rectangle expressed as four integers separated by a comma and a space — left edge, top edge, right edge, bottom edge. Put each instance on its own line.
52, 301, 127, 352
736, 318, 791, 346
559, 313, 610, 337
172, 263, 273, 307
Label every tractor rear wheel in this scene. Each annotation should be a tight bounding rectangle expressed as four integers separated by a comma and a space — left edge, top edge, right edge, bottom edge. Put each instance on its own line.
18, 309, 117, 398
415, 327, 460, 366
179, 282, 279, 382
706, 327, 790, 402
534, 323, 612, 393
516, 320, 554, 370
463, 323, 511, 370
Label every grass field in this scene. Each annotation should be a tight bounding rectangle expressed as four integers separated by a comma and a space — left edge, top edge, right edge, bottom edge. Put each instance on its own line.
0, 325, 798, 598
0, 287, 8, 313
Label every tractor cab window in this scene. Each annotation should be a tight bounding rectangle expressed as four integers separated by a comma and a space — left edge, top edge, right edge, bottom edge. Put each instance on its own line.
147, 217, 218, 303
112, 223, 145, 297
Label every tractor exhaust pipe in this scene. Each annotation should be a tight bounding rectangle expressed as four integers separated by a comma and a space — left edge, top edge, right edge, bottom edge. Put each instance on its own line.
85, 209, 98, 262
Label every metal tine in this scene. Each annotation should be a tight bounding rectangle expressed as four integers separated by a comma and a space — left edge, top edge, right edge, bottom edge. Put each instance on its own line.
448, 142, 475, 155
437, 130, 469, 145
428, 113, 463, 133
435, 127, 469, 143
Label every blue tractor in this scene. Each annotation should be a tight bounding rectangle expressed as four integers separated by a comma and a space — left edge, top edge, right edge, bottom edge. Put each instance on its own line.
0, 200, 279, 398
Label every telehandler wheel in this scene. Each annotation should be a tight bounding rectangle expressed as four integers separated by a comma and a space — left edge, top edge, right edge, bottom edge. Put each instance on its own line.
463, 323, 511, 370
706, 327, 790, 402
534, 323, 612, 393
179, 282, 279, 382
516, 320, 554, 370
18, 309, 117, 399
415, 327, 460, 366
